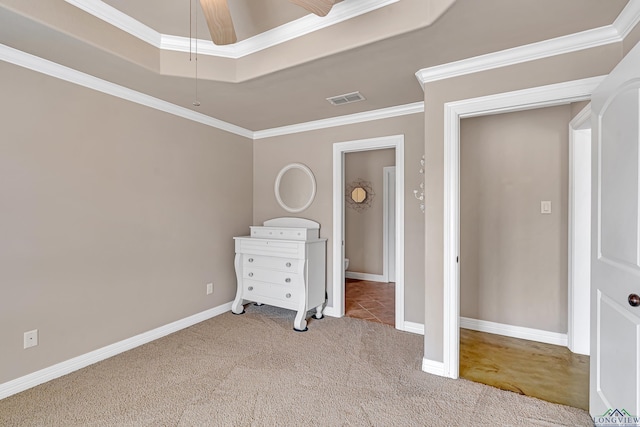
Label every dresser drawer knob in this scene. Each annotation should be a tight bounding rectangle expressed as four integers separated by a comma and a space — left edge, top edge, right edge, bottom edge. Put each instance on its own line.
248, 272, 254, 277
248, 258, 254, 263
286, 293, 291, 298
285, 278, 291, 283
248, 286, 254, 291
286, 262, 292, 268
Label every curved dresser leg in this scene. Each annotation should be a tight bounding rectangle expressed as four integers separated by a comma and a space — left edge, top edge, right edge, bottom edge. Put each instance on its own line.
293, 308, 308, 332
231, 253, 245, 314
231, 299, 245, 315
313, 305, 324, 319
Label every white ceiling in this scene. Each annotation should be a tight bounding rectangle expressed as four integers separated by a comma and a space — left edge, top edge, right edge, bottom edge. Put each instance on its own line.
0, 0, 631, 131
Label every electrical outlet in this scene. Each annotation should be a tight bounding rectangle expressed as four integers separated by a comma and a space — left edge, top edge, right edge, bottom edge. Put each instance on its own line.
24, 329, 38, 349
206, 283, 213, 295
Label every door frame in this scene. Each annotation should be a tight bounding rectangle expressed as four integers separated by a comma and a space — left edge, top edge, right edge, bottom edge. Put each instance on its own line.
326, 135, 405, 329
383, 166, 397, 283
440, 76, 605, 379
568, 103, 592, 356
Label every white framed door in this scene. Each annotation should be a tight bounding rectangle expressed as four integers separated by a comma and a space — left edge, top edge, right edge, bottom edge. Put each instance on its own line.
590, 41, 640, 418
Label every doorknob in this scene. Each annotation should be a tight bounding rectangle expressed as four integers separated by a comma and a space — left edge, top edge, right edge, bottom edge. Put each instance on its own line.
629, 294, 640, 307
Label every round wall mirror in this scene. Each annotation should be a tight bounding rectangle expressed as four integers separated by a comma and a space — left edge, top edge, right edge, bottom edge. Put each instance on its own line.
274, 163, 317, 213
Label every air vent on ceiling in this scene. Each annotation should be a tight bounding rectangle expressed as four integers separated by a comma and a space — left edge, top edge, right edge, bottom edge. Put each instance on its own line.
326, 91, 366, 106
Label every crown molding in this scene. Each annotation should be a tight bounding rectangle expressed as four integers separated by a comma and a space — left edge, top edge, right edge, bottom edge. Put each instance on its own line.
415, 0, 640, 88
613, 0, 640, 39
65, 0, 398, 59
415, 26, 618, 88
0, 43, 253, 139
253, 101, 424, 140
65, 0, 161, 47
1, 43, 423, 141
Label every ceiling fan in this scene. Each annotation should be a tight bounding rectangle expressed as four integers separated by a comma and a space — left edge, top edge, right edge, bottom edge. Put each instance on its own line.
199, 0, 337, 45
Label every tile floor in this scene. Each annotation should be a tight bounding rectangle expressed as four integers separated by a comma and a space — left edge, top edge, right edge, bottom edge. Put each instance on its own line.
344, 278, 395, 326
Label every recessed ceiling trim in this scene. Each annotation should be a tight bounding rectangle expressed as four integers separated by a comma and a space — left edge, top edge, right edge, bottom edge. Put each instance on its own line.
253, 101, 424, 140
415, 0, 640, 88
0, 43, 253, 139
64, 0, 161, 47
164, 0, 399, 58
65, 0, 399, 59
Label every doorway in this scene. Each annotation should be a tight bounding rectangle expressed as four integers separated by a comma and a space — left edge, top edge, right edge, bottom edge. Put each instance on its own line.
328, 135, 405, 329
436, 76, 604, 380
457, 104, 590, 409
343, 150, 396, 325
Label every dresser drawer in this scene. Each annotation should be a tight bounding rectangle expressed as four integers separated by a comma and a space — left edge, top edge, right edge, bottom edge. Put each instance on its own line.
244, 280, 300, 305
243, 255, 298, 272
237, 238, 302, 259
243, 268, 300, 286
250, 226, 318, 241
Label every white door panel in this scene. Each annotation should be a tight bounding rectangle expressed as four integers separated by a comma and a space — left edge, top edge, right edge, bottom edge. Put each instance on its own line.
599, 88, 640, 267
591, 39, 640, 419
597, 291, 640, 413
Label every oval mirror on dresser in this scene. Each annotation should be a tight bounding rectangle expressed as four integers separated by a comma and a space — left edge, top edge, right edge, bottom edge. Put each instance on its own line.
274, 163, 316, 213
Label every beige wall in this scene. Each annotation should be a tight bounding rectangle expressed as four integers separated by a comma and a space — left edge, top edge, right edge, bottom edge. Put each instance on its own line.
345, 149, 395, 276
253, 114, 425, 323
460, 105, 571, 333
0, 62, 253, 384
423, 43, 623, 362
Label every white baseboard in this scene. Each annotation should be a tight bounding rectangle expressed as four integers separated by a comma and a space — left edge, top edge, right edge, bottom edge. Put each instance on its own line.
399, 321, 424, 335
460, 317, 568, 347
345, 271, 387, 282
319, 307, 425, 338
422, 358, 445, 376
0, 302, 233, 400
322, 306, 340, 318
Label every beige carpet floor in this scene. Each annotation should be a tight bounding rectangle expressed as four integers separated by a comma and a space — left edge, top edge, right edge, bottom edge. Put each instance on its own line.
0, 304, 593, 426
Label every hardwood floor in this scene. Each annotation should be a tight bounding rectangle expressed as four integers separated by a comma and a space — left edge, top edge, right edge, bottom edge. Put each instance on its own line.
460, 328, 590, 410
344, 279, 588, 410
344, 278, 395, 326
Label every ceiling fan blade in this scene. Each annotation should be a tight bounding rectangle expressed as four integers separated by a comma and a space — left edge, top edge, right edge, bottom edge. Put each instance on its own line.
289, 0, 336, 17
199, 0, 237, 45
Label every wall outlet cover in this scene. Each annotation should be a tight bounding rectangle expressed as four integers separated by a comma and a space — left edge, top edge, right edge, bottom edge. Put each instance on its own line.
24, 329, 38, 349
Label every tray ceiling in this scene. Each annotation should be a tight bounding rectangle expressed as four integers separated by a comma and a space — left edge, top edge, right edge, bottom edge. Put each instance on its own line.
0, 0, 632, 132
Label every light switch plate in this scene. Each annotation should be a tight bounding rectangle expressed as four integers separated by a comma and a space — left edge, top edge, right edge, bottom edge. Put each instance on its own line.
541, 201, 552, 214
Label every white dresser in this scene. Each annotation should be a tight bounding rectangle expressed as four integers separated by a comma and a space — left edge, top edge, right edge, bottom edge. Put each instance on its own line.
231, 218, 327, 331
